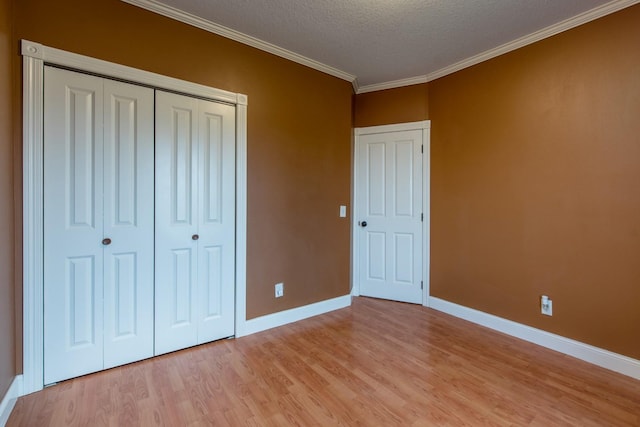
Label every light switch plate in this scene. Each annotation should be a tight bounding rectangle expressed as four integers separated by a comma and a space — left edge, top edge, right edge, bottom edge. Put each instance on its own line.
339, 205, 347, 217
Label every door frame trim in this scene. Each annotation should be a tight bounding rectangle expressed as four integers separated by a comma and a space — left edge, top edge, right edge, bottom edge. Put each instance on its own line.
351, 120, 431, 306
21, 40, 248, 394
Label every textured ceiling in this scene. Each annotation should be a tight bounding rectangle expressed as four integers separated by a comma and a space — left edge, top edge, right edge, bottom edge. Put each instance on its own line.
146, 0, 625, 89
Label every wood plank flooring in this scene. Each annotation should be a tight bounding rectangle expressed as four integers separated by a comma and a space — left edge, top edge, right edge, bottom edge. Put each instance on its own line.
8, 297, 640, 426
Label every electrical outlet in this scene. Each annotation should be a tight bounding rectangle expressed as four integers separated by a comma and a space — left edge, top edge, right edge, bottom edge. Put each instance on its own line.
275, 282, 284, 298
541, 295, 553, 316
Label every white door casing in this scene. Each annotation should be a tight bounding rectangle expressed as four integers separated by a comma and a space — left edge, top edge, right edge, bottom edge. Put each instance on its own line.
22, 40, 248, 394
154, 91, 236, 355
353, 121, 430, 305
43, 67, 155, 384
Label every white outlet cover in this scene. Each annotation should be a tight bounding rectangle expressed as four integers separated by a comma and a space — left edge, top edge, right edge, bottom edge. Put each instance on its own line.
542, 300, 553, 316
275, 282, 284, 298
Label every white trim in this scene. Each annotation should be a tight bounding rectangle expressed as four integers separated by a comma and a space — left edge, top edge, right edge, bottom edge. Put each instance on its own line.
234, 99, 249, 338
421, 126, 431, 307
238, 295, 352, 337
352, 121, 431, 306
354, 120, 430, 136
350, 125, 360, 297
22, 51, 44, 396
349, 128, 357, 296
356, 0, 640, 94
120, 0, 357, 87
21, 41, 239, 104
429, 297, 640, 380
21, 40, 248, 394
0, 375, 23, 426
356, 76, 429, 94
351, 79, 360, 94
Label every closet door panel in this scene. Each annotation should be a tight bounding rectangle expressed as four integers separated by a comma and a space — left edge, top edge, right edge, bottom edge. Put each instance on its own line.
103, 80, 155, 368
44, 67, 105, 384
155, 91, 199, 355
197, 100, 236, 343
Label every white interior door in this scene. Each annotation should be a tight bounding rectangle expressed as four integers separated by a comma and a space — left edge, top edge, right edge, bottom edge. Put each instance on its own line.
102, 80, 155, 369
155, 91, 199, 354
197, 99, 236, 343
356, 128, 424, 304
44, 67, 155, 383
44, 67, 105, 384
155, 91, 236, 355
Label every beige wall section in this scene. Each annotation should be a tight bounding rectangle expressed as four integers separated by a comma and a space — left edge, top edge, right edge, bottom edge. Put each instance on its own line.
13, 0, 353, 327
354, 83, 429, 127
0, 0, 16, 397
429, 5, 640, 359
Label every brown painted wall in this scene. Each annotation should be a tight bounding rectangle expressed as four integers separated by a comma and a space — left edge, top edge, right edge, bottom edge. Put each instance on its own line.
0, 0, 16, 397
429, 6, 640, 359
13, 0, 353, 340
354, 83, 429, 127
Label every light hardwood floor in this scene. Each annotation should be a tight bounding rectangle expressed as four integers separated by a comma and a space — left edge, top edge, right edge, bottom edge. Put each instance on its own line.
8, 297, 640, 426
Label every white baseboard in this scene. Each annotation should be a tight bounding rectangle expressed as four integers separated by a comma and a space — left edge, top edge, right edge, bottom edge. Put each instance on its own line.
0, 375, 22, 427
237, 295, 352, 337
429, 297, 640, 380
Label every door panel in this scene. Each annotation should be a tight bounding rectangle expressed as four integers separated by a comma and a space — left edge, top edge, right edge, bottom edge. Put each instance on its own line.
172, 248, 195, 321
103, 80, 154, 368
197, 100, 235, 343
156, 92, 235, 354
44, 67, 104, 384
357, 129, 423, 304
202, 245, 223, 318
394, 141, 414, 216
202, 112, 223, 223
110, 252, 137, 335
367, 142, 386, 216
68, 87, 98, 228
45, 67, 155, 382
155, 91, 199, 355
66, 256, 98, 347
173, 108, 196, 224
366, 232, 386, 280
394, 233, 414, 283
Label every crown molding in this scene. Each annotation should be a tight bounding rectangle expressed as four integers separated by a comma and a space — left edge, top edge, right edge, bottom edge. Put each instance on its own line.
357, 75, 429, 94
121, 0, 357, 86
350, 78, 360, 94
356, 0, 640, 94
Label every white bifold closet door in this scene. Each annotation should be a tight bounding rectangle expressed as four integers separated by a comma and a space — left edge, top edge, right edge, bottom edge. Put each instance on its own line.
155, 91, 236, 355
43, 66, 154, 384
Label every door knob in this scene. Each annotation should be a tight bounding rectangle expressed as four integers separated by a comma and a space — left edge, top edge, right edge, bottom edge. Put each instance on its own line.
192, 234, 199, 241
102, 238, 112, 245
360, 221, 367, 228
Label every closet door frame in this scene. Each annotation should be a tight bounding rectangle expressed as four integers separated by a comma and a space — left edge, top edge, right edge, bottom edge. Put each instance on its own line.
21, 40, 249, 394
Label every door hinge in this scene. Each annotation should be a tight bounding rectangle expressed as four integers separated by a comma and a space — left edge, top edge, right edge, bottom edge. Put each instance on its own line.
421, 280, 423, 290
421, 213, 424, 222
421, 144, 424, 153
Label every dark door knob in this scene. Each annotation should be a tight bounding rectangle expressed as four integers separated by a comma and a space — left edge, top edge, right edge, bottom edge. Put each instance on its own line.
102, 238, 112, 245
360, 221, 367, 228
192, 234, 199, 241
